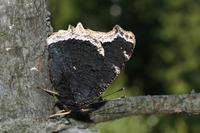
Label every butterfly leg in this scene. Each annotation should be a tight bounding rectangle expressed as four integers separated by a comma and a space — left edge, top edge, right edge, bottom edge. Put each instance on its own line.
49, 110, 71, 118
41, 88, 60, 96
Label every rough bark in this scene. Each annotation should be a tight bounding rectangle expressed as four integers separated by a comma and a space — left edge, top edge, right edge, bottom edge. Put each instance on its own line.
90, 93, 200, 123
0, 0, 54, 132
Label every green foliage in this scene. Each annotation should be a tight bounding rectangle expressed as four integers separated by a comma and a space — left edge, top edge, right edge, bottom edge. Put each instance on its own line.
96, 116, 149, 133
49, 0, 200, 132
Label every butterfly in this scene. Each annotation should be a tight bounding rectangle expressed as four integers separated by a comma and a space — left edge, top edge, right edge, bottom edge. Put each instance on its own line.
45, 23, 135, 121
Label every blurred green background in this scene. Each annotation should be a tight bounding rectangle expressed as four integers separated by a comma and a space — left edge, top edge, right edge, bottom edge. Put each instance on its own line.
49, 0, 200, 132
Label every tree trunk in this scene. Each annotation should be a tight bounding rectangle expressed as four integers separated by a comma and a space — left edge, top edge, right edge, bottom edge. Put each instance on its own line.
0, 0, 54, 132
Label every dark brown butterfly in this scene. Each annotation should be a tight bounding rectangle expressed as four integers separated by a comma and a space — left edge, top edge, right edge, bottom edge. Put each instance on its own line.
46, 23, 135, 121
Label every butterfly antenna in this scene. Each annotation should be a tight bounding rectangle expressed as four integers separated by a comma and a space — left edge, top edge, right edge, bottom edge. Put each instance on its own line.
79, 88, 126, 109
102, 87, 125, 98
